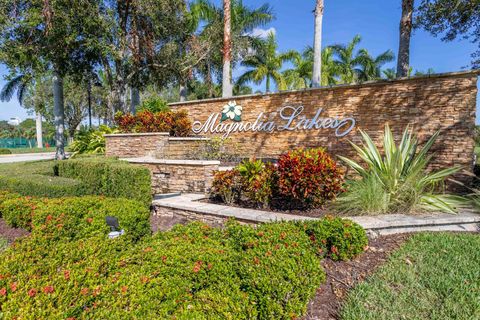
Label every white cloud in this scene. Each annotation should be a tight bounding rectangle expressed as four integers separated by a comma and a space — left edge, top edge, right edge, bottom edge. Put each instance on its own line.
249, 27, 276, 39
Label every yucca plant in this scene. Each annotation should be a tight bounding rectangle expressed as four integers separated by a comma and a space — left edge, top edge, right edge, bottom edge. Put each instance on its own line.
336, 124, 465, 215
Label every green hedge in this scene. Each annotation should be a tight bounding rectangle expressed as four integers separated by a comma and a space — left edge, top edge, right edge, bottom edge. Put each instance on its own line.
0, 148, 12, 154
55, 158, 152, 207
0, 158, 151, 207
0, 174, 84, 198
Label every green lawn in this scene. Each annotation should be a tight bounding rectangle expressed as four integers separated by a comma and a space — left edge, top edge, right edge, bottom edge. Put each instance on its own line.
340, 232, 480, 320
6, 147, 56, 154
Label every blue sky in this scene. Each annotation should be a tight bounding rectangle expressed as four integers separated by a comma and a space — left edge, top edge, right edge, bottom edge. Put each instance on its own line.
0, 0, 478, 122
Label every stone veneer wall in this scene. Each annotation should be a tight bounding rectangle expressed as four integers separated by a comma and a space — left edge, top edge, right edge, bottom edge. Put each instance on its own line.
126, 159, 219, 194
105, 133, 169, 158
152, 206, 243, 228
105, 134, 210, 160
169, 71, 478, 173
164, 137, 210, 159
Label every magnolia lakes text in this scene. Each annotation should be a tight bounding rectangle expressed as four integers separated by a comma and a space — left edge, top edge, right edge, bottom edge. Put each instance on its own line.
192, 106, 356, 138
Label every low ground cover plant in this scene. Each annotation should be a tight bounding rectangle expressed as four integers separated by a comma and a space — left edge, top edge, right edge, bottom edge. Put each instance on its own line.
0, 190, 367, 319
336, 125, 465, 215
340, 232, 480, 319
114, 109, 192, 137
0, 148, 11, 155
211, 148, 344, 210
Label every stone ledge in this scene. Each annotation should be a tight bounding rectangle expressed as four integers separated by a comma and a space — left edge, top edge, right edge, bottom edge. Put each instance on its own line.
104, 132, 170, 137
122, 157, 220, 166
153, 193, 480, 235
168, 137, 211, 141
168, 70, 480, 107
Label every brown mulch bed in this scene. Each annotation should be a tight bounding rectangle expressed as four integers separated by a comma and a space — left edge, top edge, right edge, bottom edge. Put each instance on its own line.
0, 218, 30, 243
304, 233, 410, 320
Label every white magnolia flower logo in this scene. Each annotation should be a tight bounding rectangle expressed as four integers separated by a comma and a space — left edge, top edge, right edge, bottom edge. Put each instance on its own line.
221, 101, 242, 122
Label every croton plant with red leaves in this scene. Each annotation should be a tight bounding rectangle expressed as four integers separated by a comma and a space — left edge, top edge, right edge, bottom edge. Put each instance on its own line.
114, 110, 192, 137
276, 147, 344, 208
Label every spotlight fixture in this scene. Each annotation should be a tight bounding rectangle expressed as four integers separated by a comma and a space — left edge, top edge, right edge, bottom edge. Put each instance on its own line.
105, 216, 125, 239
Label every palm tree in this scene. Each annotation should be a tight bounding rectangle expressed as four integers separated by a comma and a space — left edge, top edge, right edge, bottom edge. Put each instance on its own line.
0, 74, 44, 148
320, 47, 339, 86
222, 0, 233, 97
0, 74, 30, 104
397, 0, 414, 77
383, 68, 397, 80
283, 46, 338, 90
283, 49, 312, 90
190, 0, 274, 96
312, 0, 324, 88
356, 48, 395, 81
233, 83, 253, 96
237, 33, 297, 93
331, 35, 364, 84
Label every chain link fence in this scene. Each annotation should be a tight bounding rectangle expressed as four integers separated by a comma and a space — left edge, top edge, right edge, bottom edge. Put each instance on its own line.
0, 138, 57, 149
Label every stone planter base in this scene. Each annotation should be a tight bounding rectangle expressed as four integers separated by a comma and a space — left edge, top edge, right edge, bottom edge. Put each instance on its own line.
123, 158, 219, 194
152, 193, 480, 235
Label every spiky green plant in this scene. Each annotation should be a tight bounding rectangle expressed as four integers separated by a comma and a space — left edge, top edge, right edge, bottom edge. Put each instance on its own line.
69, 125, 117, 157
336, 125, 465, 215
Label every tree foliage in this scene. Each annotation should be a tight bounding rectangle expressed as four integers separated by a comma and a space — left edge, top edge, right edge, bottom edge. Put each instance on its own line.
237, 32, 297, 92
414, 0, 480, 68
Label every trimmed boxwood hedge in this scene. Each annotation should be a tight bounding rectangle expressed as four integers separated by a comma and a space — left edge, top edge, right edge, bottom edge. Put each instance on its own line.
0, 191, 368, 319
0, 174, 84, 198
54, 158, 152, 207
0, 158, 151, 207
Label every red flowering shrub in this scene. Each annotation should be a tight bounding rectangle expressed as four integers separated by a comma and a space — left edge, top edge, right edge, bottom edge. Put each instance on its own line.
277, 148, 344, 208
0, 190, 21, 217
114, 110, 191, 137
0, 191, 366, 318
297, 216, 368, 261
2, 196, 42, 230
30, 196, 150, 242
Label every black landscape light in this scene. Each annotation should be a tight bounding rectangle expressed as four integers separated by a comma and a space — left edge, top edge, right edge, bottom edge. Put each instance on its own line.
106, 216, 124, 239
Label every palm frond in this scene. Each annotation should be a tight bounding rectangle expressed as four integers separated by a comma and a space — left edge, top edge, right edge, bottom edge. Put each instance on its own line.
0, 75, 25, 102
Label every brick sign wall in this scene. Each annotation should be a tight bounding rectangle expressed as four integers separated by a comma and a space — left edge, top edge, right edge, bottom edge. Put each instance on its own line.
169, 71, 478, 172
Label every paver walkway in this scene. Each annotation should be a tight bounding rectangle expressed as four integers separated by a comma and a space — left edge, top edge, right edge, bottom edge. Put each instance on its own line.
0, 152, 61, 163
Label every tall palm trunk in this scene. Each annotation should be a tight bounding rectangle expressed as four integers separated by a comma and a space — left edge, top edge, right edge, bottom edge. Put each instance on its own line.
53, 70, 66, 160
266, 76, 270, 93
312, 0, 324, 88
35, 111, 43, 148
130, 87, 140, 113
222, 0, 233, 97
179, 83, 187, 102
397, 0, 414, 77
